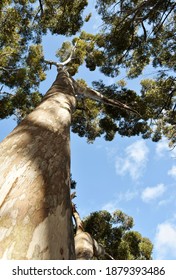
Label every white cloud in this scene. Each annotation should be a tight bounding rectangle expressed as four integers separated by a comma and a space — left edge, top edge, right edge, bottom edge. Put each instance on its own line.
156, 138, 176, 158
102, 190, 138, 213
119, 189, 138, 202
154, 222, 176, 259
141, 183, 166, 203
158, 199, 170, 207
102, 201, 119, 213
115, 140, 149, 180
168, 165, 176, 179
156, 139, 169, 157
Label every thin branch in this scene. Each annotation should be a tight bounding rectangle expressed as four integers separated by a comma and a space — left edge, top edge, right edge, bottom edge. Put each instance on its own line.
0, 91, 13, 97
152, 2, 176, 35
0, 52, 15, 58
32, 0, 44, 23
72, 203, 85, 234
155, 81, 176, 119
105, 252, 115, 260
0, 66, 13, 73
0, 66, 21, 72
44, 42, 77, 69
44, 60, 59, 69
38, 0, 44, 16
115, 28, 135, 64
70, 191, 76, 200
60, 42, 77, 66
117, 0, 155, 26
141, 21, 147, 41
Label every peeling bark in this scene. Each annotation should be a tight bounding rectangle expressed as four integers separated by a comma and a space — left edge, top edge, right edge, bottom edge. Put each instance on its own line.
0, 69, 76, 259
72, 204, 114, 260
73, 204, 94, 260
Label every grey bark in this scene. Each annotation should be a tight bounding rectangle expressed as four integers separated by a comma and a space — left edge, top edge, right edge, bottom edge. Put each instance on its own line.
73, 204, 114, 260
0, 69, 76, 259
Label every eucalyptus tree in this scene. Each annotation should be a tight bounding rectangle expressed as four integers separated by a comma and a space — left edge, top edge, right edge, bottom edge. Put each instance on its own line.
0, 0, 136, 260
0, 47, 135, 260
0, 0, 89, 260
0, 0, 175, 259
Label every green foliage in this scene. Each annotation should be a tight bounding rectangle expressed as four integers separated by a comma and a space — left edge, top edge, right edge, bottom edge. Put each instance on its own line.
94, 0, 176, 75
40, 0, 88, 35
71, 0, 176, 146
71, 79, 149, 142
64, 0, 175, 146
0, 0, 87, 122
84, 12, 92, 22
0, 0, 175, 146
0, 95, 14, 119
83, 210, 153, 260
70, 174, 77, 189
72, 98, 102, 143
69, 1, 175, 146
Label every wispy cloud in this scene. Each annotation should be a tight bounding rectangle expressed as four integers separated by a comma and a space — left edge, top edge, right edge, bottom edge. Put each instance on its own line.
115, 140, 149, 180
101, 189, 138, 213
168, 165, 176, 179
118, 189, 138, 202
158, 199, 171, 207
141, 183, 166, 203
101, 201, 119, 213
156, 138, 176, 158
156, 139, 169, 157
154, 222, 176, 259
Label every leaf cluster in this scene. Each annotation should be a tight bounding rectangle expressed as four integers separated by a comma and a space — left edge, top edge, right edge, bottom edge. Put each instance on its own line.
83, 209, 153, 260
0, 0, 88, 122
94, 0, 176, 77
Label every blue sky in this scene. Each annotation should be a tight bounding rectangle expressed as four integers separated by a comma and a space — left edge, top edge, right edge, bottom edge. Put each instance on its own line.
71, 134, 176, 260
0, 1, 176, 260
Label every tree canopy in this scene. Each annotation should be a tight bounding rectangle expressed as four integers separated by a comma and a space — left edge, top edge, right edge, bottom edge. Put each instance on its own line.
0, 0, 88, 120
0, 0, 175, 145
83, 210, 153, 260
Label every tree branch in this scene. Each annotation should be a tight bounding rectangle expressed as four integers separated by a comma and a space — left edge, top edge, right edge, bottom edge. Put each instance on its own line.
45, 42, 140, 117
44, 62, 140, 116
72, 203, 114, 260
38, 0, 44, 16
73, 80, 141, 116
44, 42, 77, 69
0, 66, 21, 73
152, 2, 176, 35
70, 191, 76, 200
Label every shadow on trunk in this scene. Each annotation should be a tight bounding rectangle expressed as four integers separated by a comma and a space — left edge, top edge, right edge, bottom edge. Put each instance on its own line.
0, 70, 76, 259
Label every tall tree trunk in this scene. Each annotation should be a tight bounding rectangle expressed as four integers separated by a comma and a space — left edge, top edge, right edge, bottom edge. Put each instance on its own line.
0, 69, 76, 259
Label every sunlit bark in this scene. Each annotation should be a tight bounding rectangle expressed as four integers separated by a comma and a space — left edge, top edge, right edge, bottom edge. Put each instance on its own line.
0, 69, 76, 259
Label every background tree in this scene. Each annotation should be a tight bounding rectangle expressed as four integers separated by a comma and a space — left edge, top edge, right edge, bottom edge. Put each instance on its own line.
83, 210, 153, 260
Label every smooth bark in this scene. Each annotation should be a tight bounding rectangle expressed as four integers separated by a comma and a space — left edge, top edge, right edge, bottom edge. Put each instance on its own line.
0, 69, 76, 259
